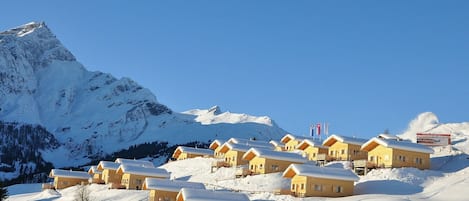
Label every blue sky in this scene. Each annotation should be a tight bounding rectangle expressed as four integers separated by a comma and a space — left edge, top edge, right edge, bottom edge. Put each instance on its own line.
2, 1, 468, 138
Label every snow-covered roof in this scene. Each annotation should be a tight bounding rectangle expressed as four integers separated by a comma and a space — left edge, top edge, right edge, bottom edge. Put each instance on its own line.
296, 139, 328, 150
227, 138, 274, 149
173, 146, 214, 158
280, 134, 314, 143
209, 140, 225, 149
378, 133, 401, 140
283, 164, 359, 182
177, 188, 250, 201
116, 164, 170, 178
243, 147, 307, 163
115, 158, 155, 168
97, 161, 121, 171
269, 140, 282, 147
362, 137, 434, 154
143, 178, 205, 192
323, 134, 368, 146
88, 166, 102, 174
49, 169, 91, 180
219, 142, 253, 153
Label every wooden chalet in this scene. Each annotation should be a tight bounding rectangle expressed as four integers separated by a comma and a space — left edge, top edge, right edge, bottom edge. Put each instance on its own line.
49, 169, 90, 189
242, 147, 307, 174
143, 178, 205, 201
322, 134, 368, 161
116, 164, 170, 190
172, 146, 214, 160
283, 164, 359, 197
176, 188, 251, 201
361, 137, 434, 169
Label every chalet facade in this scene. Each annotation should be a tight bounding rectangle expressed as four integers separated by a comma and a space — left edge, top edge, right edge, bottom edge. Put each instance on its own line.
143, 178, 205, 201
218, 142, 253, 167
283, 164, 359, 197
97, 161, 122, 185
49, 169, 90, 189
281, 134, 315, 151
322, 135, 368, 161
172, 146, 214, 160
176, 188, 250, 201
116, 164, 170, 190
88, 166, 104, 184
209, 140, 225, 158
242, 147, 307, 174
361, 137, 434, 169
296, 139, 328, 161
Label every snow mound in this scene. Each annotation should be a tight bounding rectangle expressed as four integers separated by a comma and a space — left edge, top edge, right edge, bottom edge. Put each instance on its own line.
399, 112, 439, 141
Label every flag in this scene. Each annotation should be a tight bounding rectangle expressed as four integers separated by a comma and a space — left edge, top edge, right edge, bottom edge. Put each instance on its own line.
310, 124, 314, 137
316, 123, 321, 135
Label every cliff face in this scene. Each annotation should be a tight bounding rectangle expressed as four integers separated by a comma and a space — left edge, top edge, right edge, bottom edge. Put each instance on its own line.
0, 22, 286, 183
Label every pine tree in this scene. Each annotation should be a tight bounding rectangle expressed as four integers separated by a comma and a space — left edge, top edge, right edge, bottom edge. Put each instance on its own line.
0, 182, 8, 201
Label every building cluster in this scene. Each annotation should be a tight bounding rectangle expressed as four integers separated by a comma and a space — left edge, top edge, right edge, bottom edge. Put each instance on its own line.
45, 133, 434, 200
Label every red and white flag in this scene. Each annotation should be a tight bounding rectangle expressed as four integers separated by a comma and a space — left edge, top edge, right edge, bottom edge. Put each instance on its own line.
316, 123, 321, 135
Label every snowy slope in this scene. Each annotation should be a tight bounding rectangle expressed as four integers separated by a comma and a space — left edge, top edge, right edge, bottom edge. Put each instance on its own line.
0, 22, 287, 175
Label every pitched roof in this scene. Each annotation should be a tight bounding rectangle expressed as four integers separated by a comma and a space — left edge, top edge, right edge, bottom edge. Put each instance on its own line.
322, 134, 368, 146
173, 146, 214, 158
227, 138, 274, 149
143, 178, 205, 192
116, 164, 170, 178
243, 147, 307, 163
362, 137, 434, 154
297, 139, 328, 150
283, 164, 359, 182
49, 169, 91, 180
269, 140, 282, 147
97, 161, 121, 171
219, 142, 253, 153
177, 188, 250, 201
87, 166, 102, 174
280, 134, 314, 143
115, 158, 155, 168
209, 140, 225, 149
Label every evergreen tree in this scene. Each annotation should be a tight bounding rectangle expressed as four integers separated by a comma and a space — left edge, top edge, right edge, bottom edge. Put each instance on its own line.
0, 182, 8, 201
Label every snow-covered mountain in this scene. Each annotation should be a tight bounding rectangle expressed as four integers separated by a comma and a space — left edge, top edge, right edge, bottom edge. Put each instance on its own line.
0, 22, 286, 181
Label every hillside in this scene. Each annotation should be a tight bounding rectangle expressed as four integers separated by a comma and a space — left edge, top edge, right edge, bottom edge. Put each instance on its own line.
0, 22, 286, 183
6, 113, 469, 200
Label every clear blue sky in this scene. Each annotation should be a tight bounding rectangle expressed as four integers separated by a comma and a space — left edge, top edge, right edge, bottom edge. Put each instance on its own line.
2, 1, 468, 138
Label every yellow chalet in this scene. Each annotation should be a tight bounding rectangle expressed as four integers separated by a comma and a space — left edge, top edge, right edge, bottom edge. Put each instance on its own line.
209, 140, 225, 158
172, 146, 214, 160
176, 188, 251, 201
281, 134, 316, 151
283, 164, 359, 197
88, 166, 104, 184
297, 139, 329, 161
269, 140, 284, 151
218, 142, 253, 167
116, 164, 170, 190
143, 178, 205, 201
242, 147, 307, 174
49, 169, 91, 189
361, 137, 434, 169
97, 161, 122, 185
322, 134, 368, 161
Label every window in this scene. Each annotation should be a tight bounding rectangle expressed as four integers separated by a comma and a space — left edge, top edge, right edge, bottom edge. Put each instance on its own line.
341, 149, 345, 155
271, 165, 279, 171
291, 184, 295, 190
312, 153, 316, 157
250, 165, 254, 170
334, 185, 343, 193
369, 156, 374, 161
260, 164, 263, 169
330, 150, 333, 155
301, 183, 304, 190
314, 184, 322, 191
